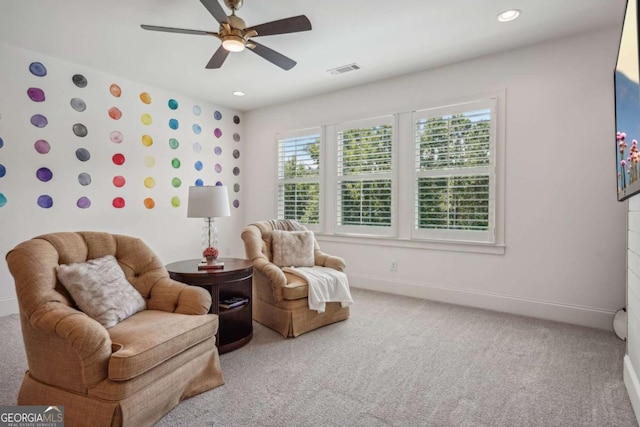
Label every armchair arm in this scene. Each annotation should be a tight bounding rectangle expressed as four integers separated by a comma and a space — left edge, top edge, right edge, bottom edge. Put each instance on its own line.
315, 250, 346, 272
252, 257, 287, 302
147, 277, 211, 315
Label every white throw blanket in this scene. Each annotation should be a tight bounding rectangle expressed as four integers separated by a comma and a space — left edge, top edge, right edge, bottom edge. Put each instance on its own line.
282, 266, 353, 313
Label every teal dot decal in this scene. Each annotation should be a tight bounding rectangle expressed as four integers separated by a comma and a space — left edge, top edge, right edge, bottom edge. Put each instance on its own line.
0, 164, 5, 178
37, 195, 53, 208
171, 158, 181, 169
194, 161, 203, 171
0, 193, 6, 207
169, 119, 179, 130
195, 179, 204, 186
168, 99, 179, 110
192, 124, 201, 134
169, 138, 179, 149
171, 177, 182, 188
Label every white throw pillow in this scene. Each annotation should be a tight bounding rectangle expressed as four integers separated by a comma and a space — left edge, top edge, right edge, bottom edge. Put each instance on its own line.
56, 255, 146, 328
271, 230, 315, 267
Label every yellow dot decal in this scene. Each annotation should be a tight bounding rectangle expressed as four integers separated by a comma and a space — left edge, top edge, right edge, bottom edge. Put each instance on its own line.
141, 113, 152, 125
144, 198, 155, 209
141, 135, 153, 147
144, 156, 155, 168
139, 92, 152, 104
144, 177, 156, 188
171, 196, 180, 207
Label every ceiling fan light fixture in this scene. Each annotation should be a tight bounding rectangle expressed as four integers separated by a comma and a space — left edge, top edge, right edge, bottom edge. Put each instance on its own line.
222, 36, 245, 52
497, 9, 521, 23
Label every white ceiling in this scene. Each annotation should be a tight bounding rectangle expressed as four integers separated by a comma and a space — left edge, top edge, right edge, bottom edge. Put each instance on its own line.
0, 0, 627, 112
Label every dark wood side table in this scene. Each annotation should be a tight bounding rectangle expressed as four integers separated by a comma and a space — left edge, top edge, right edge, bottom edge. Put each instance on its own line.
166, 258, 253, 354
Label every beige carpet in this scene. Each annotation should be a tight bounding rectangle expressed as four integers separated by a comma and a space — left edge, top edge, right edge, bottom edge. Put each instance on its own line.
0, 288, 636, 426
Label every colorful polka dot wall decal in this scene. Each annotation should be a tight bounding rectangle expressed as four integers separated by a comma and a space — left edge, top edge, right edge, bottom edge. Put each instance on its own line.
73, 123, 88, 137
195, 179, 204, 186
70, 98, 86, 112
27, 88, 45, 102
141, 114, 152, 125
168, 99, 179, 110
142, 135, 153, 147
77, 197, 91, 209
29, 62, 47, 77
145, 156, 155, 168
113, 197, 125, 208
110, 131, 123, 144
169, 118, 179, 130
233, 149, 240, 159
233, 115, 240, 124
214, 111, 222, 120
233, 200, 240, 208
193, 105, 201, 116
0, 137, 3, 148
144, 198, 156, 209
30, 114, 48, 128
0, 164, 5, 178
233, 167, 240, 176
139, 92, 152, 104
215, 181, 223, 186
78, 172, 91, 186
192, 142, 202, 153
36, 167, 53, 182
171, 196, 180, 207
233, 133, 240, 142
194, 161, 203, 171
234, 183, 240, 192
75, 148, 91, 161
214, 128, 222, 138
0, 193, 6, 208
113, 176, 126, 187
171, 177, 181, 188
108, 107, 122, 120
171, 158, 181, 169
72, 74, 88, 88
214, 146, 222, 155
38, 195, 53, 209
169, 138, 179, 149
34, 140, 50, 154
215, 164, 222, 173
192, 124, 201, 134
112, 153, 125, 165
109, 84, 122, 97
144, 177, 156, 188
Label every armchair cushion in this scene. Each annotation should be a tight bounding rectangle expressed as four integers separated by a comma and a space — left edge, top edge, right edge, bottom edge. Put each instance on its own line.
271, 230, 314, 267
56, 255, 146, 328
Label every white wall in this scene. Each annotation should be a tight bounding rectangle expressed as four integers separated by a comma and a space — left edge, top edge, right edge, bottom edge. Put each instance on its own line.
244, 27, 628, 330
0, 42, 246, 315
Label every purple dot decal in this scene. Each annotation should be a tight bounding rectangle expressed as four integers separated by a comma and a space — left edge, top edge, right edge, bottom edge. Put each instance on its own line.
110, 131, 123, 144
37, 195, 53, 208
36, 167, 53, 182
233, 149, 240, 159
215, 164, 222, 173
195, 179, 204, 186
0, 164, 5, 178
233, 115, 240, 124
233, 199, 240, 208
214, 128, 222, 138
216, 181, 223, 186
77, 197, 91, 209
73, 123, 88, 137
27, 88, 45, 102
234, 183, 240, 192
75, 148, 91, 162
169, 118, 179, 130
214, 146, 222, 155
193, 142, 202, 153
193, 105, 201, 116
233, 133, 241, 142
233, 166, 240, 176
72, 74, 87, 88
194, 161, 203, 171
70, 98, 86, 112
0, 193, 6, 207
29, 62, 47, 77
30, 114, 48, 128
78, 172, 91, 186
214, 111, 222, 120
168, 99, 179, 110
34, 140, 50, 154
192, 124, 202, 134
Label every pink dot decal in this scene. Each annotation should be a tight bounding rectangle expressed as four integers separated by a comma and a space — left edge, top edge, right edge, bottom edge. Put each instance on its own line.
77, 197, 91, 209
214, 128, 222, 138
108, 107, 122, 120
34, 140, 50, 154
113, 176, 126, 187
27, 88, 45, 102
112, 197, 125, 208
112, 153, 125, 165
110, 131, 123, 144
215, 164, 222, 173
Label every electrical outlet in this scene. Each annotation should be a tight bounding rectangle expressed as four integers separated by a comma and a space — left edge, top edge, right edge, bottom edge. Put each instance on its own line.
390, 261, 397, 272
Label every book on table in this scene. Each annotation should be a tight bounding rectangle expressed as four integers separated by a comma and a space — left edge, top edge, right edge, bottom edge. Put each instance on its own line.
219, 297, 249, 310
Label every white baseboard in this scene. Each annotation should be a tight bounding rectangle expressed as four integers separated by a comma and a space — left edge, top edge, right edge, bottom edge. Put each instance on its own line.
625, 355, 640, 421
0, 297, 19, 317
349, 274, 615, 330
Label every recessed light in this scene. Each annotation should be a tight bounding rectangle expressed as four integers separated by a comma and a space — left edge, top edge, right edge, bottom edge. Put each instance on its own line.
497, 9, 520, 22
232, 91, 245, 97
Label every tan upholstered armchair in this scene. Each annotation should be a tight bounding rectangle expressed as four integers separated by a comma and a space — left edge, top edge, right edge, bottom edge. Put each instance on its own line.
5, 232, 224, 427
241, 220, 349, 337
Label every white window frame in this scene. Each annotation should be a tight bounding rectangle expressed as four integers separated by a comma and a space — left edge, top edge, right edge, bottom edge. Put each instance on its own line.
276, 128, 322, 232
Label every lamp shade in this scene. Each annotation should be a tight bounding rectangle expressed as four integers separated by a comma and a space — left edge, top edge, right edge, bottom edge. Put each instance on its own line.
187, 186, 230, 218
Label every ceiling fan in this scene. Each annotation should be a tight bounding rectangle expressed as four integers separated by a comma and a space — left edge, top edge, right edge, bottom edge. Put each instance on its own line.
141, 0, 311, 70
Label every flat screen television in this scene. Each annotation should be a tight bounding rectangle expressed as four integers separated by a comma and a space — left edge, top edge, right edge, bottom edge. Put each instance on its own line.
615, 0, 640, 201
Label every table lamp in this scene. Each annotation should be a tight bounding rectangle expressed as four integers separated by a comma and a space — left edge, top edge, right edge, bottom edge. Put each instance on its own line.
187, 186, 231, 258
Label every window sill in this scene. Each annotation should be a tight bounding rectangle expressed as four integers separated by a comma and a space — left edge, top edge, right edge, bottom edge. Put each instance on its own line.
315, 233, 506, 255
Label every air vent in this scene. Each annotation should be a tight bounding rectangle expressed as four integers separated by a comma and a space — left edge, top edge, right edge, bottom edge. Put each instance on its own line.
327, 63, 361, 75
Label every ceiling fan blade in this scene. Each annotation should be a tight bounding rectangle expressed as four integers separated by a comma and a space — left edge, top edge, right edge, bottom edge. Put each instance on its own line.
248, 41, 296, 70
141, 24, 217, 36
248, 15, 312, 37
206, 46, 230, 69
200, 0, 229, 25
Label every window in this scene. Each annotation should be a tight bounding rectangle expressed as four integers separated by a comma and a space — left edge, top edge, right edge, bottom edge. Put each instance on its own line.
413, 99, 496, 243
335, 116, 396, 236
277, 129, 321, 230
